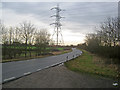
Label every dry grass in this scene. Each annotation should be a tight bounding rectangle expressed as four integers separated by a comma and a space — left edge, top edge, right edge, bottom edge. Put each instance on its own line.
93, 54, 118, 71
65, 50, 118, 79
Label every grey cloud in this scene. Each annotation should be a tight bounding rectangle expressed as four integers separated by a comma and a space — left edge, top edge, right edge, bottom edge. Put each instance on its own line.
63, 2, 117, 24
2, 2, 118, 34
63, 24, 95, 34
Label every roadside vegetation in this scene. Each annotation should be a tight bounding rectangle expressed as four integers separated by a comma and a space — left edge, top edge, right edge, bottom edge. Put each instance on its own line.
65, 50, 118, 79
2, 48, 71, 63
0, 21, 72, 63
78, 17, 120, 64
77, 17, 120, 80
65, 17, 120, 82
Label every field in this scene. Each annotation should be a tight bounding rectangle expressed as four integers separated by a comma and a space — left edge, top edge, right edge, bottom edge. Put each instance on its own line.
2, 46, 71, 63
2, 45, 64, 50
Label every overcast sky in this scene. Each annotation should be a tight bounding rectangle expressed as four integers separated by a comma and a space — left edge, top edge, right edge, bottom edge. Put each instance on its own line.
2, 2, 118, 45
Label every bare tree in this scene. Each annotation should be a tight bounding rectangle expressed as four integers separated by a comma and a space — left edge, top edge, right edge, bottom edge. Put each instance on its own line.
0, 24, 8, 44
18, 21, 36, 57
35, 29, 50, 55
116, 17, 120, 46
8, 27, 14, 45
12, 27, 22, 43
96, 17, 120, 47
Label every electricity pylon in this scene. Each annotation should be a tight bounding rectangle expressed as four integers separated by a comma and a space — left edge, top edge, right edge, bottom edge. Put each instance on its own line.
50, 4, 65, 46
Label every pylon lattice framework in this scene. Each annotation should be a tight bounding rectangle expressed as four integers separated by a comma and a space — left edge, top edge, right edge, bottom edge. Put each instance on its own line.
50, 4, 64, 46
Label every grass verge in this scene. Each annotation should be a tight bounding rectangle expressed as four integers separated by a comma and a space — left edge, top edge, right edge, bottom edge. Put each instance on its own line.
64, 49, 118, 79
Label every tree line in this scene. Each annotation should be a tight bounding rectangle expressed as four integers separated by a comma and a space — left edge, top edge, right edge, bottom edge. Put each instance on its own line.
78, 17, 120, 64
1, 21, 55, 59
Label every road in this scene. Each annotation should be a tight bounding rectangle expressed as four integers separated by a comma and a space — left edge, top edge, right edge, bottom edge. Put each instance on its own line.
3, 65, 114, 88
2, 48, 82, 83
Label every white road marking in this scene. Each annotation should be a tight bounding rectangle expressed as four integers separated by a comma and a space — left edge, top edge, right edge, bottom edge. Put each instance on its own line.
51, 63, 57, 66
36, 69, 41, 71
23, 72, 31, 75
4, 77, 15, 82
58, 63, 64, 66
45, 66, 50, 68
113, 82, 118, 86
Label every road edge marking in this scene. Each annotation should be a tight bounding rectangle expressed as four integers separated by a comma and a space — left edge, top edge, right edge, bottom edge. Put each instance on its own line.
23, 72, 31, 75
36, 69, 41, 71
4, 77, 15, 82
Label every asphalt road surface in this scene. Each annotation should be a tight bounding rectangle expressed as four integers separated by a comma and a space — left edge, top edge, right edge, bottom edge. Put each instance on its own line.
3, 65, 114, 88
2, 48, 82, 83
